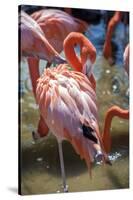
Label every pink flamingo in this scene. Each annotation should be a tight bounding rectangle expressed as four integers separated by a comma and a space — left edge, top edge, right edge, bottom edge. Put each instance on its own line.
21, 9, 88, 137
36, 32, 110, 192
102, 44, 129, 153
20, 11, 66, 135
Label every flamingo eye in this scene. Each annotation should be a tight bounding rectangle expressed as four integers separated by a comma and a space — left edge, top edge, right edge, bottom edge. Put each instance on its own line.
82, 124, 98, 144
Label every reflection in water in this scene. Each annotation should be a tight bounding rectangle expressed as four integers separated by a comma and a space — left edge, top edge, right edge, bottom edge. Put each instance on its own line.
20, 16, 129, 195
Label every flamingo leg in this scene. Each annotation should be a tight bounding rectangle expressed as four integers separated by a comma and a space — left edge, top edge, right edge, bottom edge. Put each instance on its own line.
28, 57, 49, 137
28, 57, 40, 99
58, 141, 68, 192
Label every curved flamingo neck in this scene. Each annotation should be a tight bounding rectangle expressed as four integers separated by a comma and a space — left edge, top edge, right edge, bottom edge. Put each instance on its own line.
124, 44, 129, 76
63, 32, 96, 73
102, 105, 129, 153
106, 11, 122, 44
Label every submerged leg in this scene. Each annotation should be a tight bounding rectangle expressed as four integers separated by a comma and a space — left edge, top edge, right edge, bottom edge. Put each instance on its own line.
58, 141, 68, 192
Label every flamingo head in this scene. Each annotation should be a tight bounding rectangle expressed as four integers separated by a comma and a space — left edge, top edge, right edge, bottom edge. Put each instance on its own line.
82, 57, 93, 77
82, 124, 111, 166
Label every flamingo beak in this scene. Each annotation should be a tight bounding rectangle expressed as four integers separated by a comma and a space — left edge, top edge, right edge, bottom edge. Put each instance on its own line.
82, 59, 93, 77
95, 150, 104, 164
32, 131, 41, 142
53, 55, 67, 65
28, 124, 41, 142
95, 150, 112, 165
93, 143, 112, 165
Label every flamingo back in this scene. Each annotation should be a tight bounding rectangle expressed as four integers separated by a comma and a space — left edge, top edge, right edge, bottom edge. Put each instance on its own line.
31, 9, 88, 53
20, 11, 59, 62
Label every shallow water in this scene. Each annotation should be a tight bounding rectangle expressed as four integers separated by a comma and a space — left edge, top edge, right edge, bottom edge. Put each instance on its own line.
20, 18, 129, 195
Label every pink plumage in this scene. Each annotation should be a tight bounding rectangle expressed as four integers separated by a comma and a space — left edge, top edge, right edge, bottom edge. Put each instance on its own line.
36, 64, 108, 170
